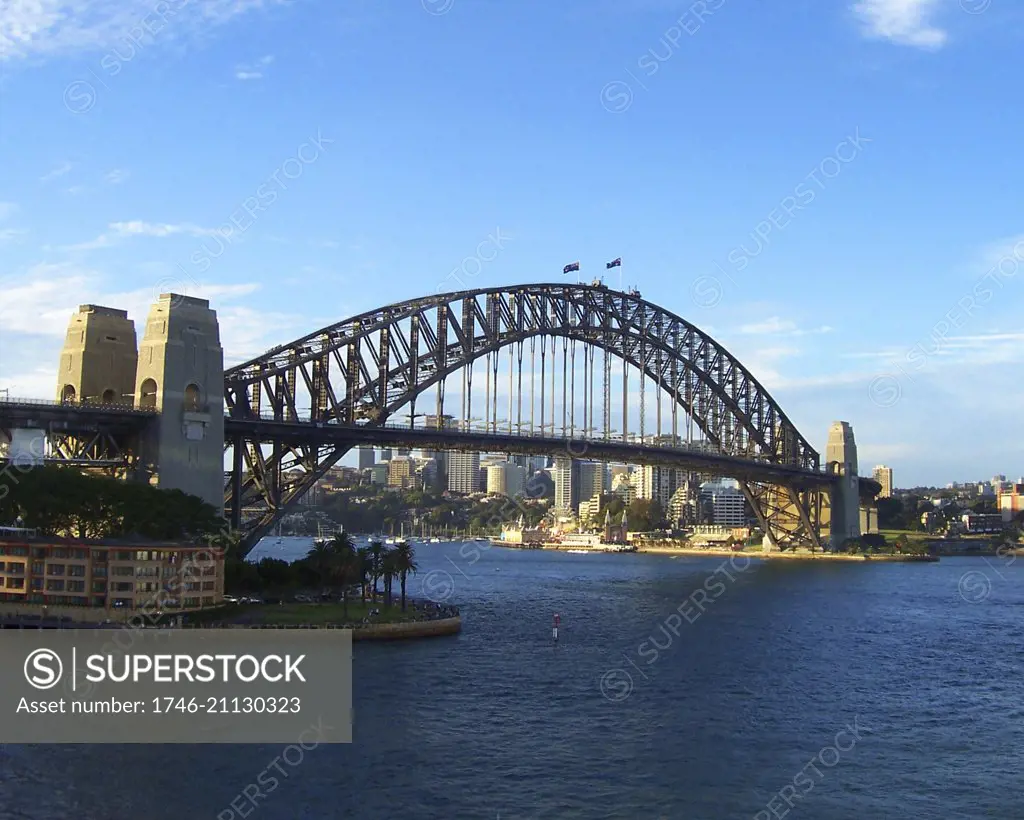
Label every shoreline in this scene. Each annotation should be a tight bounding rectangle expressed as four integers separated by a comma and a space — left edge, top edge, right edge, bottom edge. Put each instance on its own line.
635, 546, 937, 562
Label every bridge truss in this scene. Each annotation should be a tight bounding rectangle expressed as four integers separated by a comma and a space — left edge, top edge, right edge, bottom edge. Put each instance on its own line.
223, 283, 828, 552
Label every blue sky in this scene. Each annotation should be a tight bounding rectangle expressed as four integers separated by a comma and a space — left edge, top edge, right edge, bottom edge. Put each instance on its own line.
1, 0, 1022, 488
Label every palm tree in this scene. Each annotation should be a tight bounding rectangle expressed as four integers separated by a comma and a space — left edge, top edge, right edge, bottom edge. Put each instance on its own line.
368, 540, 386, 600
392, 541, 418, 611
305, 541, 335, 592
381, 550, 398, 609
355, 547, 371, 603
329, 532, 357, 619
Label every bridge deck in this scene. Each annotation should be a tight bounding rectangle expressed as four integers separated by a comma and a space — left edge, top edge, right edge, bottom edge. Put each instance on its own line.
224, 418, 836, 488
0, 399, 156, 433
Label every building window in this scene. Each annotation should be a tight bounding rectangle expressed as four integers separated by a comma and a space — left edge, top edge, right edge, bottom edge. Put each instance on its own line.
46, 579, 65, 591
92, 581, 106, 593
139, 378, 158, 409
184, 383, 201, 411
47, 564, 65, 576
68, 565, 86, 577
62, 384, 76, 403
6, 577, 24, 588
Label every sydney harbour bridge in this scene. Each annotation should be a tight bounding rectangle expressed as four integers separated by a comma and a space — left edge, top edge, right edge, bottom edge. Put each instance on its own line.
0, 282, 871, 556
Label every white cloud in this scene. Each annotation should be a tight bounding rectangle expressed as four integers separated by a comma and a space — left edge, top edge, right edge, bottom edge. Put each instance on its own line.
66, 220, 232, 250
105, 169, 129, 184
0, 228, 28, 243
851, 0, 947, 49
1, 0, 284, 63
737, 316, 833, 336
0, 202, 25, 243
0, 262, 289, 398
234, 54, 273, 80
39, 161, 72, 182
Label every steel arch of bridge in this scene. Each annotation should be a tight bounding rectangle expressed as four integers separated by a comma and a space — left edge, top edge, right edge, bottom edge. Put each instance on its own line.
224, 283, 828, 552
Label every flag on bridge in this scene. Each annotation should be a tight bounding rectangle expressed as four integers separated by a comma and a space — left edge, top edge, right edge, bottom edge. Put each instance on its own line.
563, 261, 580, 274
606, 257, 622, 269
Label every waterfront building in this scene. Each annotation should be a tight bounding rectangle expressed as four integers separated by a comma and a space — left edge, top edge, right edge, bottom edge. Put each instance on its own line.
369, 463, 389, 485
0, 531, 224, 620
379, 449, 392, 462
448, 451, 481, 494
872, 465, 894, 498
688, 524, 750, 546
358, 447, 376, 469
961, 513, 1004, 533
998, 484, 1024, 522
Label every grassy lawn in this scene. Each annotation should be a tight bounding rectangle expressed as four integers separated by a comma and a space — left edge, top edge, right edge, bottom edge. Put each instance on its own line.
175, 600, 420, 626
879, 529, 928, 541
245, 601, 413, 625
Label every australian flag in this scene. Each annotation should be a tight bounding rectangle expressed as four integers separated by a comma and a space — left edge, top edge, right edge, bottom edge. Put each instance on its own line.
606, 257, 622, 269
563, 261, 580, 274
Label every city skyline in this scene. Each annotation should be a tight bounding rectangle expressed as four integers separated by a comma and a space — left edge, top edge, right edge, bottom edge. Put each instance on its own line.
2, 1, 1022, 486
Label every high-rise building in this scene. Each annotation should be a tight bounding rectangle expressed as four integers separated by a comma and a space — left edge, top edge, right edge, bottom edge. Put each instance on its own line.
553, 458, 575, 511
486, 462, 527, 497
578, 462, 604, 506
447, 451, 481, 494
631, 465, 689, 509
388, 457, 413, 488
380, 449, 392, 462
358, 447, 376, 469
553, 459, 603, 512
872, 465, 893, 498
699, 483, 748, 527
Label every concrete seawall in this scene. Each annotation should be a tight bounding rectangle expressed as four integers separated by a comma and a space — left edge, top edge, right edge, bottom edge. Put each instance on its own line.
352, 616, 462, 641
635, 546, 938, 562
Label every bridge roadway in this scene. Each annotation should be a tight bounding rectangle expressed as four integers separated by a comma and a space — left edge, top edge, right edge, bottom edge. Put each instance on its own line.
0, 397, 838, 492
0, 398, 156, 433
223, 418, 837, 489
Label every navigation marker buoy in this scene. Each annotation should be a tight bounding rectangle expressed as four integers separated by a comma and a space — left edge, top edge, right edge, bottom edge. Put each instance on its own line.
553, 613, 560, 642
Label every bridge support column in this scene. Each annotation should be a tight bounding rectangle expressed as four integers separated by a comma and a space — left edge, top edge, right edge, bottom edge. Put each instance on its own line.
229, 437, 243, 530
134, 294, 225, 514
825, 421, 861, 548
741, 481, 824, 552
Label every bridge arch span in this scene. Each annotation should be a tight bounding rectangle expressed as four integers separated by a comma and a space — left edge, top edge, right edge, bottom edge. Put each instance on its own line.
224, 283, 824, 550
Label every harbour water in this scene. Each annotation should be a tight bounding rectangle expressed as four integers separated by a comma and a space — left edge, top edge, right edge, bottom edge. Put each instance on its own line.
1, 539, 1021, 818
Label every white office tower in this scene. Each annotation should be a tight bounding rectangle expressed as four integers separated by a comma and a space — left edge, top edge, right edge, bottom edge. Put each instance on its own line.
447, 451, 481, 494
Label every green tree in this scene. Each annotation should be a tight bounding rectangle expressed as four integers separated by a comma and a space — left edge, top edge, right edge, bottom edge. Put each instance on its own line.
304, 541, 335, 590
626, 498, 665, 532
392, 541, 418, 611
381, 549, 398, 608
367, 540, 386, 600
328, 532, 357, 620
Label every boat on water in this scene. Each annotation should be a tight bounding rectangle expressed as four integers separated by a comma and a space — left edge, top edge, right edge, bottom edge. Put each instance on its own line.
566, 549, 594, 555
429, 537, 441, 543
